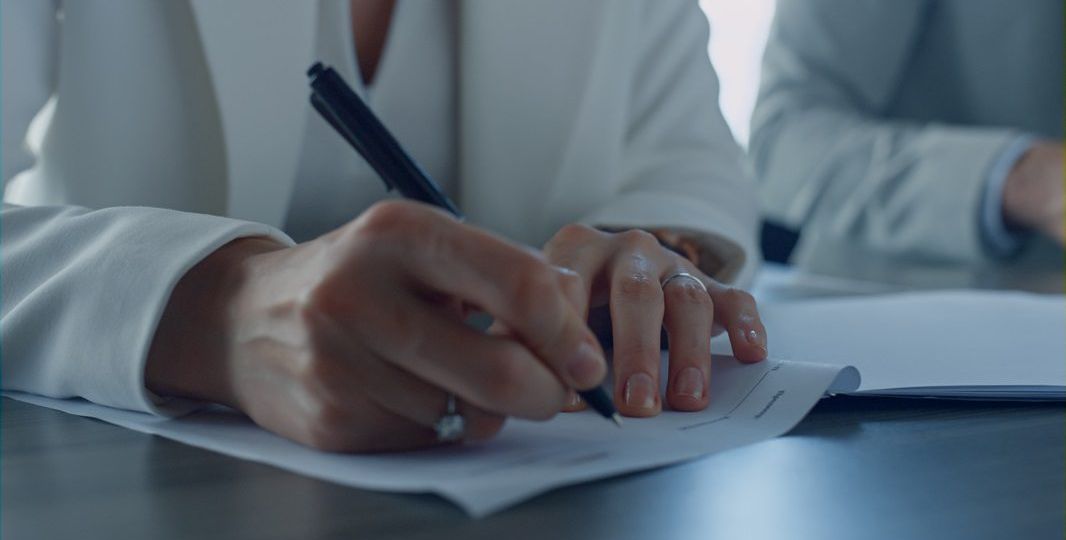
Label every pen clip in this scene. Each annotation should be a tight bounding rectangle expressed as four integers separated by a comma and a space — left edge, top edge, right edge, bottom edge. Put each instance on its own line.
310, 93, 395, 192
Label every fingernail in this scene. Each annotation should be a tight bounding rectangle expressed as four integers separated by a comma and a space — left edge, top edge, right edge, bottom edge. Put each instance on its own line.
745, 328, 767, 353
624, 373, 656, 410
566, 391, 582, 407
675, 367, 704, 400
566, 340, 605, 387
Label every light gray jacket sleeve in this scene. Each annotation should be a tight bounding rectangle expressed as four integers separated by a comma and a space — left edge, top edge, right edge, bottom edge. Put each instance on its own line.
1, 1, 294, 414
750, 0, 1021, 263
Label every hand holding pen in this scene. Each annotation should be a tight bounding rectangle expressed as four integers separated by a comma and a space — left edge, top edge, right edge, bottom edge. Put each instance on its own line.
307, 63, 767, 424
308, 62, 623, 429
146, 68, 616, 454
147, 63, 767, 454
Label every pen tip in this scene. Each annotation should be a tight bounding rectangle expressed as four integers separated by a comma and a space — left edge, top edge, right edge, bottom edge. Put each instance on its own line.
611, 414, 624, 428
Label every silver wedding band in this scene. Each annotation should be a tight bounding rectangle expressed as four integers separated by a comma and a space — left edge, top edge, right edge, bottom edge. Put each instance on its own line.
434, 394, 466, 443
660, 272, 708, 293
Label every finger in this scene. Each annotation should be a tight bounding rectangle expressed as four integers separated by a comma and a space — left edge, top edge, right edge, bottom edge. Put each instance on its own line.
264, 333, 441, 452
483, 267, 590, 411
349, 293, 570, 420
543, 224, 614, 313
490, 266, 592, 339
364, 204, 607, 390
302, 330, 509, 447
661, 275, 714, 412
485, 320, 590, 414
553, 266, 593, 320
607, 237, 669, 417
561, 389, 588, 412
302, 395, 441, 453
484, 270, 591, 410
354, 349, 507, 442
703, 280, 768, 363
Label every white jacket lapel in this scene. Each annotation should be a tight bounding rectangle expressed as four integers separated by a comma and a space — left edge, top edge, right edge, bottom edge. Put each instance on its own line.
189, 0, 318, 227
458, 0, 607, 243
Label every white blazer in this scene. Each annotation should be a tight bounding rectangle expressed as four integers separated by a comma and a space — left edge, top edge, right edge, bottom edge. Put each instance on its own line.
1, 0, 758, 414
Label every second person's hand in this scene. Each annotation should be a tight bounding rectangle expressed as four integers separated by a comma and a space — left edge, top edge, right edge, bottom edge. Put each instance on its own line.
1004, 141, 1065, 246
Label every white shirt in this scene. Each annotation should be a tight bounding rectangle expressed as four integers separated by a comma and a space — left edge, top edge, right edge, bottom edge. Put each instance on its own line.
286, 0, 457, 243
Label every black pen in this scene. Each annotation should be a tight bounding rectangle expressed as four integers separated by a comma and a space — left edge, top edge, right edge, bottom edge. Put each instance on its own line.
307, 62, 622, 428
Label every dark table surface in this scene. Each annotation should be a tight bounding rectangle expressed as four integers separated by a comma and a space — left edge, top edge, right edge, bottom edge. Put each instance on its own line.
5, 249, 1064, 540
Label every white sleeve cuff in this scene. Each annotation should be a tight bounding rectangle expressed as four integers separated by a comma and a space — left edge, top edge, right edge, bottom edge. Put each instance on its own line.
0, 205, 295, 417
980, 136, 1034, 256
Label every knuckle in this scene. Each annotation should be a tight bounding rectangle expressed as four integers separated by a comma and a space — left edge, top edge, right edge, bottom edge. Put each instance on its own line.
619, 229, 661, 251
616, 272, 663, 302
555, 223, 598, 244
561, 222, 597, 237
352, 200, 427, 240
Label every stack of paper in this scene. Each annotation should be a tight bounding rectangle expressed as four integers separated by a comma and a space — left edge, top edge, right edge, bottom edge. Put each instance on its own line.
718, 290, 1065, 400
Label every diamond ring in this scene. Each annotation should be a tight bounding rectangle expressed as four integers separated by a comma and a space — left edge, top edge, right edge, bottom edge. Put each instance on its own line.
434, 394, 466, 443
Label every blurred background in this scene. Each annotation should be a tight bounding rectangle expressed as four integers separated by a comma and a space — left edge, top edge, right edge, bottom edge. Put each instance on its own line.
701, 0, 796, 262
700, 0, 776, 149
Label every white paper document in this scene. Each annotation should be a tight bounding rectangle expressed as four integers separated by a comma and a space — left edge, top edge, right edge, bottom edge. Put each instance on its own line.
5, 356, 858, 517
722, 290, 1065, 399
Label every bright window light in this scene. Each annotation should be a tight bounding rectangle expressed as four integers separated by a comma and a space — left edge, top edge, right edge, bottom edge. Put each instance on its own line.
699, 0, 777, 147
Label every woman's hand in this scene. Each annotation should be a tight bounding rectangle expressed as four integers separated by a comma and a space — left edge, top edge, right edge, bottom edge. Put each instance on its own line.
146, 201, 608, 452
542, 224, 767, 417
